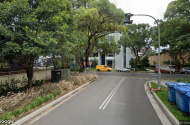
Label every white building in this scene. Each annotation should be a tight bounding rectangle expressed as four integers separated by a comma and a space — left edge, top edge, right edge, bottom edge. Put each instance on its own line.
89, 33, 134, 69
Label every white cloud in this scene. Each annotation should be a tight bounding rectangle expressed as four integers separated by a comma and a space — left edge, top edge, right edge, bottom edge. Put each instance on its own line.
109, 0, 173, 26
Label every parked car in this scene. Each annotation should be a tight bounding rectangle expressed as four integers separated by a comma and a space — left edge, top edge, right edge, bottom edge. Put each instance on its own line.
154, 66, 175, 73
96, 65, 112, 72
117, 68, 130, 72
180, 67, 190, 74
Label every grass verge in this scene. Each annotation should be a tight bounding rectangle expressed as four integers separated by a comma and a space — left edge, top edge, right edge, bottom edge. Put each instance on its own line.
151, 82, 189, 120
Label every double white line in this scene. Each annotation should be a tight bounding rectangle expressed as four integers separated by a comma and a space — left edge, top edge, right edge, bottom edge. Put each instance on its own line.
99, 78, 125, 110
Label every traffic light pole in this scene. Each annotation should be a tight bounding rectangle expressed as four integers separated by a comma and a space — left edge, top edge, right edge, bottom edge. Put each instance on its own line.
125, 14, 161, 89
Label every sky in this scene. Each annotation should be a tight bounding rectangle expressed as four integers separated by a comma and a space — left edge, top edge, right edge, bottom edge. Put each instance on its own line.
109, 0, 174, 26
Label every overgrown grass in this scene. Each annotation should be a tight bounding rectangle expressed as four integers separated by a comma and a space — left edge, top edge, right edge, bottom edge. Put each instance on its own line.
1, 90, 61, 120
151, 82, 189, 120
0, 73, 98, 121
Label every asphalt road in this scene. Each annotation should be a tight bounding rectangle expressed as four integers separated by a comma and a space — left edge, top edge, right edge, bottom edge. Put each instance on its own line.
32, 72, 187, 125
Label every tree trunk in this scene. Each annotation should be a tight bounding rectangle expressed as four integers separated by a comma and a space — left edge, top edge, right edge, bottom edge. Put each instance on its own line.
135, 59, 138, 71
26, 67, 33, 88
79, 56, 85, 72
80, 65, 85, 72
26, 58, 34, 89
52, 54, 58, 70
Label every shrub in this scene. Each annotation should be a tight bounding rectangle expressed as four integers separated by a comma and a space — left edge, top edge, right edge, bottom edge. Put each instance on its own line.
13, 109, 22, 117
2, 112, 13, 120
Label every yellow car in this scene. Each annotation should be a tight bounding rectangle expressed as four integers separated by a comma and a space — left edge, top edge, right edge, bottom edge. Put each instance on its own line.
96, 65, 112, 72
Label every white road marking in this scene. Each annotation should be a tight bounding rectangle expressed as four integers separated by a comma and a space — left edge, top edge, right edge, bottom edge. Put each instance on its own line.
99, 78, 125, 110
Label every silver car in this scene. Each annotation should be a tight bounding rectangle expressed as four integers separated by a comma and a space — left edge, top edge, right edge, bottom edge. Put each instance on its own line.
180, 67, 190, 74
117, 68, 130, 72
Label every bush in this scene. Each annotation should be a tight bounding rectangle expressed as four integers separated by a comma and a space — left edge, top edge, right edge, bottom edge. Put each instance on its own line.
2, 112, 13, 120
70, 66, 80, 71
33, 80, 44, 86
13, 109, 22, 117
183, 63, 190, 67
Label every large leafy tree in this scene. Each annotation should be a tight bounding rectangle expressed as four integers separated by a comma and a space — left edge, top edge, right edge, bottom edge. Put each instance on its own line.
0, 0, 72, 88
164, 0, 190, 20
119, 24, 154, 71
34, 0, 73, 70
160, 0, 190, 71
97, 36, 120, 56
74, 0, 125, 72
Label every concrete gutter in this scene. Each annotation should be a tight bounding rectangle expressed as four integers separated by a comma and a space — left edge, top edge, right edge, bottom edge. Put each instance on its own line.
13, 79, 97, 125
147, 81, 179, 125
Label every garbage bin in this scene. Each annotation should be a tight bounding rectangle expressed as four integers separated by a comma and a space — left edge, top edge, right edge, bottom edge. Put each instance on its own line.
51, 70, 62, 82
175, 86, 190, 114
165, 82, 188, 104
185, 93, 190, 116
165, 82, 178, 103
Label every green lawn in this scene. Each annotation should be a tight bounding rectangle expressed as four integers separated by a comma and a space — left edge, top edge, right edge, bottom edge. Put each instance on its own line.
151, 82, 190, 120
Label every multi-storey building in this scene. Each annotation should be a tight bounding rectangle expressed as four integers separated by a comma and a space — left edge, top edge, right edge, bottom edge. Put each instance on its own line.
89, 33, 134, 69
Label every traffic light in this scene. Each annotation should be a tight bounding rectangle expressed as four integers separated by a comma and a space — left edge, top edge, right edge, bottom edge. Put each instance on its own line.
124, 13, 133, 24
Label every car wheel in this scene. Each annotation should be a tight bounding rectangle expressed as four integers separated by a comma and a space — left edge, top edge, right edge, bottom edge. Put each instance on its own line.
185, 71, 188, 74
107, 70, 110, 72
97, 69, 100, 71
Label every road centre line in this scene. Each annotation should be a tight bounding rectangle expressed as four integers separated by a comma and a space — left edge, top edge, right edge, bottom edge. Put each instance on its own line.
99, 78, 125, 110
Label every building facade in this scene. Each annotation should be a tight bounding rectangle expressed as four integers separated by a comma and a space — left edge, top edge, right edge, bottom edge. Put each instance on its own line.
89, 33, 133, 69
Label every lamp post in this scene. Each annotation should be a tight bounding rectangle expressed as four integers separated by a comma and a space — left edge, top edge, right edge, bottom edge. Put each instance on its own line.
124, 13, 161, 89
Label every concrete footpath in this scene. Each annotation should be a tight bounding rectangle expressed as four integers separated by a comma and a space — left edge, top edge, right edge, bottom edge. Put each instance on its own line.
145, 80, 179, 125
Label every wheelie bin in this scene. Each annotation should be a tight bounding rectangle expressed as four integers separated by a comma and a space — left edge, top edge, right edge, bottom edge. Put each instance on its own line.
185, 93, 190, 116
165, 82, 187, 104
175, 86, 190, 115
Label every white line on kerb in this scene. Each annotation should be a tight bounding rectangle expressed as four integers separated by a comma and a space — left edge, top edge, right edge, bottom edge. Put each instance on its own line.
99, 78, 125, 110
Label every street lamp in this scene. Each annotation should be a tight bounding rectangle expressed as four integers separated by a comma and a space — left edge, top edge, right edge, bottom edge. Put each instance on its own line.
124, 13, 161, 90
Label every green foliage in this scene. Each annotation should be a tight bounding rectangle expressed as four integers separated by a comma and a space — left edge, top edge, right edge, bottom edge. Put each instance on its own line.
13, 109, 22, 117
183, 63, 190, 67
33, 80, 44, 86
176, 76, 190, 83
0, 77, 28, 96
2, 112, 13, 120
1, 90, 62, 119
164, 0, 190, 20
138, 56, 150, 70
119, 24, 154, 71
97, 36, 120, 55
0, 0, 73, 87
74, 0, 125, 72
91, 60, 98, 68
160, 0, 190, 71
129, 58, 135, 68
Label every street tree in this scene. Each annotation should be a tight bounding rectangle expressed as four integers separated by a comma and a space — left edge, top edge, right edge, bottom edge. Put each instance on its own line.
139, 56, 150, 70
164, 0, 190, 20
119, 24, 154, 71
160, 0, 190, 71
74, 0, 125, 72
35, 0, 73, 70
0, 0, 72, 88
97, 36, 120, 56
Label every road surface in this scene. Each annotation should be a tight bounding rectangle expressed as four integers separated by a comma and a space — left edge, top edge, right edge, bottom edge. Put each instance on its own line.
31, 72, 186, 125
